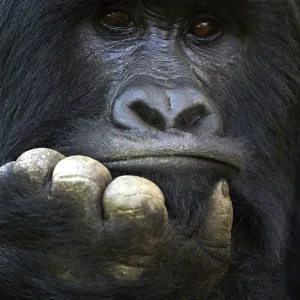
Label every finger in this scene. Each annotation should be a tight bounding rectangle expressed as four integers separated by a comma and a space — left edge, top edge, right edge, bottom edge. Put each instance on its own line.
14, 148, 65, 188
103, 176, 168, 279
51, 156, 112, 228
202, 180, 233, 256
103, 175, 168, 233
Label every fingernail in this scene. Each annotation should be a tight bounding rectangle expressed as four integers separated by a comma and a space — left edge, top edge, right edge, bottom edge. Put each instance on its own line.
222, 180, 230, 198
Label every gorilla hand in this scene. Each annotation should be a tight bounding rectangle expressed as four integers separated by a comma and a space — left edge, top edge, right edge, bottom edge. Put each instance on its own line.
0, 148, 233, 283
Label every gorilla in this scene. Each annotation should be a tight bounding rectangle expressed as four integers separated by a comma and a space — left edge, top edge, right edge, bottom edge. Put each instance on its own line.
0, 0, 300, 299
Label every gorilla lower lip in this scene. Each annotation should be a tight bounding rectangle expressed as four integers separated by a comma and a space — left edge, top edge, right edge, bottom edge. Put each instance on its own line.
103, 156, 237, 172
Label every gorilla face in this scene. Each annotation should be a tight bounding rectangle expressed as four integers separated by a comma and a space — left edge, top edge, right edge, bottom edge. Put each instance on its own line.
55, 0, 298, 249
0, 0, 299, 299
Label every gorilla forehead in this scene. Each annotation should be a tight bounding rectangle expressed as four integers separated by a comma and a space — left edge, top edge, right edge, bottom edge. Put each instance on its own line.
93, 0, 284, 26
98, 0, 273, 10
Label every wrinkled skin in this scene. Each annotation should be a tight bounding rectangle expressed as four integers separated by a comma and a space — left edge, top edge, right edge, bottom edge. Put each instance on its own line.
0, 0, 300, 299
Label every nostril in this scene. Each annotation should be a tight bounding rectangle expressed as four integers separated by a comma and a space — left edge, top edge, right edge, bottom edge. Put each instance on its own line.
175, 104, 208, 130
112, 86, 221, 133
129, 101, 166, 131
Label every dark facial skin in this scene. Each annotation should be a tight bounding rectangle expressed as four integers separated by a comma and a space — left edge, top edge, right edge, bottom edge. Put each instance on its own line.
0, 0, 300, 299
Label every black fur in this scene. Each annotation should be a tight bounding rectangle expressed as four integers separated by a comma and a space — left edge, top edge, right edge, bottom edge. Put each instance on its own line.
0, 0, 300, 299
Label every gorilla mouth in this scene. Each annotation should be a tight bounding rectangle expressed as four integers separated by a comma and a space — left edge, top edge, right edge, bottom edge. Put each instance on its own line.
102, 155, 239, 173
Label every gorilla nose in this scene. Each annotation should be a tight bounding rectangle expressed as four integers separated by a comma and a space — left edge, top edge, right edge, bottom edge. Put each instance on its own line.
112, 84, 222, 133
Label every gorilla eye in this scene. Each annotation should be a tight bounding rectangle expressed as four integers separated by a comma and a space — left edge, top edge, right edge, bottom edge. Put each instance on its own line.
190, 19, 222, 40
100, 12, 133, 29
